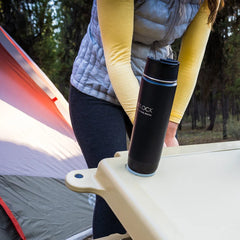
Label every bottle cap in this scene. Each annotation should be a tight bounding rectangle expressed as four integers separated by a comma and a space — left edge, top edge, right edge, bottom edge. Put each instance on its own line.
144, 57, 179, 82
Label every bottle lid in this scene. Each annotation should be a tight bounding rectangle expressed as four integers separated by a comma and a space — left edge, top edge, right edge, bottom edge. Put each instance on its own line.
144, 57, 179, 82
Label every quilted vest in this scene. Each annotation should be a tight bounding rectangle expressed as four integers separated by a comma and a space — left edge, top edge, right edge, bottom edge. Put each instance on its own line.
71, 0, 203, 105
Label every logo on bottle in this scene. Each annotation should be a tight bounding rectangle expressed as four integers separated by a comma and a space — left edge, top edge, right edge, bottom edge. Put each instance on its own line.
138, 102, 153, 117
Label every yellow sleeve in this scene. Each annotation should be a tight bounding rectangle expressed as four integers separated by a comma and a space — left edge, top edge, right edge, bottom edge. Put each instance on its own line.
97, 0, 139, 123
170, 0, 212, 123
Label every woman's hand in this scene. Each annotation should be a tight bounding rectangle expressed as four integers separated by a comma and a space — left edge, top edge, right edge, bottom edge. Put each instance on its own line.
164, 121, 179, 147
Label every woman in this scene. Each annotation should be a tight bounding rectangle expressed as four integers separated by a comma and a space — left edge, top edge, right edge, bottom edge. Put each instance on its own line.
69, 0, 224, 239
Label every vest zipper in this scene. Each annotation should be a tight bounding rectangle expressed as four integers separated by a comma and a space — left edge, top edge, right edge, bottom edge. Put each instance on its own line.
161, 0, 181, 45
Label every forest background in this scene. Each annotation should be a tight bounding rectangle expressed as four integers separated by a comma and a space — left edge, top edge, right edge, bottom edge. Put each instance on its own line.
0, 0, 240, 145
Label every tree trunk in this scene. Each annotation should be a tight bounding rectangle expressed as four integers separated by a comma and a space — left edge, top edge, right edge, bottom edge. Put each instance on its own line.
207, 91, 217, 130
237, 101, 240, 121
191, 96, 198, 130
200, 101, 206, 128
221, 93, 228, 139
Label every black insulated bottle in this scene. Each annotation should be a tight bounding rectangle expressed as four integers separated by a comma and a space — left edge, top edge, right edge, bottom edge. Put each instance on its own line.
127, 57, 179, 176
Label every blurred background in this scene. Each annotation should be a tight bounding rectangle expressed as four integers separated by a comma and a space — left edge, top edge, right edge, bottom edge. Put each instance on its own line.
0, 0, 240, 145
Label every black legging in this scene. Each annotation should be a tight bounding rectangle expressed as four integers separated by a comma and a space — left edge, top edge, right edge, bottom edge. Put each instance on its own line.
69, 85, 132, 238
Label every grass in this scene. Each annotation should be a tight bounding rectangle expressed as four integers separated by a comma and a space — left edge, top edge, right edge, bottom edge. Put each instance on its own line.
177, 116, 240, 145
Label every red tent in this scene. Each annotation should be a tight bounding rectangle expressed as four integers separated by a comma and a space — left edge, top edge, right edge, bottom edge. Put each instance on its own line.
0, 26, 93, 240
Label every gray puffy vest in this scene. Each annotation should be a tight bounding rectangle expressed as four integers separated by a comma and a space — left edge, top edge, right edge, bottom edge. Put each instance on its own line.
71, 0, 202, 105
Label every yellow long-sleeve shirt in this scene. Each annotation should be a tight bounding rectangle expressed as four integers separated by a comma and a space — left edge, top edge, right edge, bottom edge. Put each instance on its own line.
97, 0, 214, 124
